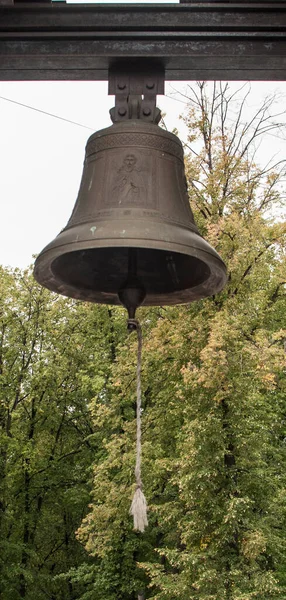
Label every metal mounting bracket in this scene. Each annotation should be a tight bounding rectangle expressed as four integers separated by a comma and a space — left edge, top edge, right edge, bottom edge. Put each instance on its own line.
108, 63, 165, 124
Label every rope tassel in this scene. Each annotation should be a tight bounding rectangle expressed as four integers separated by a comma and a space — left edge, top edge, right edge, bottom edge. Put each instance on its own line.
128, 319, 148, 533
130, 487, 148, 533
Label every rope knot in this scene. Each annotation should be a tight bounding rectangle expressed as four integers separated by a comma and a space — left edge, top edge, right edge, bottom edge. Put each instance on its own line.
127, 318, 139, 332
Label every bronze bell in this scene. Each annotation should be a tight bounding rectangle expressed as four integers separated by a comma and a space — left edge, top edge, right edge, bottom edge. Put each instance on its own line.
34, 118, 227, 317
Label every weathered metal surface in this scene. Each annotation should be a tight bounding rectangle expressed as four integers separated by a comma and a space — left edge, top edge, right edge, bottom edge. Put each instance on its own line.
109, 63, 165, 123
0, 3, 286, 80
34, 119, 227, 305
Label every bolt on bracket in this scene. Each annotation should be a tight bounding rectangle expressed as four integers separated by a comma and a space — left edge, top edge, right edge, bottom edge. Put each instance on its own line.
108, 62, 165, 124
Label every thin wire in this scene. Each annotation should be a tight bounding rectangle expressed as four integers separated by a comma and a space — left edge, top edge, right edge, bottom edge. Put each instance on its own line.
0, 95, 95, 131
3, 90, 284, 144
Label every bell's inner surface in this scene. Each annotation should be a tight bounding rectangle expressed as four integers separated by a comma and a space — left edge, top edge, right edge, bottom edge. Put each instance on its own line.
51, 247, 210, 303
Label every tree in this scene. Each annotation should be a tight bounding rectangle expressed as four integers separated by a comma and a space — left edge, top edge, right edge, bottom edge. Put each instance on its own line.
0, 267, 126, 599
77, 83, 286, 599
1, 83, 285, 600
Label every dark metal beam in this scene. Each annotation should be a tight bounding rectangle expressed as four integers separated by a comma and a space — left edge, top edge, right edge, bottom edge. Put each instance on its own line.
0, 3, 286, 81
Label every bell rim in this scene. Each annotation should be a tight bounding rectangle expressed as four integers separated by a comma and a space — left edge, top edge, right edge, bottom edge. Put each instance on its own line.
34, 237, 227, 306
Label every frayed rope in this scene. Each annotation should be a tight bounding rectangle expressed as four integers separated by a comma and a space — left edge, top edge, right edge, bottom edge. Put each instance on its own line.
130, 487, 148, 533
128, 319, 148, 533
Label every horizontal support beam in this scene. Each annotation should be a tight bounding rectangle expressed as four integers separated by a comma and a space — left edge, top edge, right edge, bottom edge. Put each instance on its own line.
0, 3, 286, 80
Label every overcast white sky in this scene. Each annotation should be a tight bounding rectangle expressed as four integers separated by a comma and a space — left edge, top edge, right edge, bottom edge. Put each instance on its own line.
0, 1, 285, 269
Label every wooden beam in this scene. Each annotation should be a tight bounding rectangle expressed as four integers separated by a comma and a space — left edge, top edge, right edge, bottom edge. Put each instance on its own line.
0, 3, 286, 81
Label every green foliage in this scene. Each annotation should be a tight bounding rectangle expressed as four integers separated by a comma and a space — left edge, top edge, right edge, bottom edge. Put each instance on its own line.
78, 83, 286, 599
0, 270, 126, 598
1, 82, 285, 599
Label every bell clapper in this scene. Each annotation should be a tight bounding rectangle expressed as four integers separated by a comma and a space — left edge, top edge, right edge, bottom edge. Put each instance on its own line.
118, 248, 146, 331
166, 254, 180, 287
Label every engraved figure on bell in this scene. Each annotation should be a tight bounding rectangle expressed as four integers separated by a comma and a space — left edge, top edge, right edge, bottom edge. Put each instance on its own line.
113, 153, 147, 205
